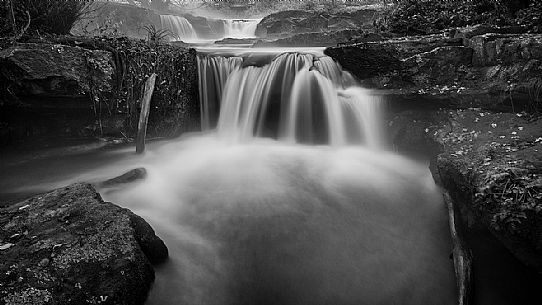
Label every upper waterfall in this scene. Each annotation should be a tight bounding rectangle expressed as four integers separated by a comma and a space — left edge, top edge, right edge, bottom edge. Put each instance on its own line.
222, 19, 260, 38
197, 49, 385, 148
160, 15, 198, 42
160, 15, 261, 42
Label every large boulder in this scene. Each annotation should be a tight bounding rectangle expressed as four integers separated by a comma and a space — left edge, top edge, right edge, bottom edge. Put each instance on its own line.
0, 183, 168, 305
254, 29, 379, 48
325, 29, 542, 112
255, 9, 377, 38
0, 43, 114, 98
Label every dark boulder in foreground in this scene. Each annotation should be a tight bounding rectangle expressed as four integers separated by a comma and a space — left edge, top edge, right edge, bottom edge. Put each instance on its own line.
0, 183, 168, 305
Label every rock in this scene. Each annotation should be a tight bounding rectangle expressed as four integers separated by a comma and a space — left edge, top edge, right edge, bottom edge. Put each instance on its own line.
324, 43, 402, 79
214, 38, 259, 45
38, 258, 49, 267
98, 168, 148, 188
255, 9, 377, 38
0, 183, 168, 305
254, 29, 378, 48
402, 46, 473, 86
0, 43, 114, 98
325, 30, 542, 112
453, 24, 526, 40
466, 33, 542, 66
430, 110, 542, 272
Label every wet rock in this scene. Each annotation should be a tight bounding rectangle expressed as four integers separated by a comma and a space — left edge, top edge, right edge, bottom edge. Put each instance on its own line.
215, 38, 259, 45
0, 43, 114, 98
98, 168, 148, 188
254, 29, 379, 48
0, 183, 168, 305
430, 110, 542, 272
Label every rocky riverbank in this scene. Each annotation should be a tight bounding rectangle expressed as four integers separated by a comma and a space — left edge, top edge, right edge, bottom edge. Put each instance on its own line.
329, 24, 542, 275
326, 24, 542, 112
0, 183, 168, 305
0, 36, 199, 150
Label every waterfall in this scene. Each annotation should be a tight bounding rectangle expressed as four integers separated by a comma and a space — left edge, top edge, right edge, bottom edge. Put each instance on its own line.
197, 55, 243, 130
160, 15, 198, 42
198, 50, 385, 148
222, 19, 260, 38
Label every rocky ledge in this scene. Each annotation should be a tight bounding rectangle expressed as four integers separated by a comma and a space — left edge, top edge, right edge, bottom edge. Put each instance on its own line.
431, 110, 542, 271
255, 9, 377, 38
0, 183, 168, 305
345, 24, 542, 274
389, 107, 542, 272
326, 24, 542, 112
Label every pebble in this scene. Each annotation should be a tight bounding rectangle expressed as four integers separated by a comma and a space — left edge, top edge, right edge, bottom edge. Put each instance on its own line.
39, 258, 50, 267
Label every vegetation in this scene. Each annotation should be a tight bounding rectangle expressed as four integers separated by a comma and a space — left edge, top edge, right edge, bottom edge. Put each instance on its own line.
0, 0, 93, 38
77, 35, 198, 136
377, 0, 541, 35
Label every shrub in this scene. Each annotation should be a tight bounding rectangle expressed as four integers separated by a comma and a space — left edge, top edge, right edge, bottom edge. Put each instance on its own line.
377, 0, 509, 35
0, 0, 93, 37
515, 1, 542, 32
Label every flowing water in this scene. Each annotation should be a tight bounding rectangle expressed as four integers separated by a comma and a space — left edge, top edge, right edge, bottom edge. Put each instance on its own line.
223, 19, 260, 38
107, 47, 455, 304
0, 34, 457, 304
160, 15, 261, 42
160, 15, 198, 42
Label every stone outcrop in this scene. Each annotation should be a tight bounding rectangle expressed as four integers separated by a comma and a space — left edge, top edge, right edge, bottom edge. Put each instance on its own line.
0, 183, 168, 305
0, 38, 200, 149
335, 24, 542, 274
431, 110, 542, 272
387, 107, 542, 273
254, 29, 383, 48
325, 27, 542, 112
255, 9, 377, 38
0, 43, 114, 98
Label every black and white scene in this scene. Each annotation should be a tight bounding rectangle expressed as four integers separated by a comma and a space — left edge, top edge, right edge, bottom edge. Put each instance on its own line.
0, 0, 541, 304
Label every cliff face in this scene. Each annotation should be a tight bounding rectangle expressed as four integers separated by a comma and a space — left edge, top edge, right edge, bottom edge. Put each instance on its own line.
0, 37, 200, 148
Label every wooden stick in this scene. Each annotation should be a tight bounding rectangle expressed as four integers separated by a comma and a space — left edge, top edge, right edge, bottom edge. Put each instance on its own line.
444, 191, 473, 305
136, 73, 157, 154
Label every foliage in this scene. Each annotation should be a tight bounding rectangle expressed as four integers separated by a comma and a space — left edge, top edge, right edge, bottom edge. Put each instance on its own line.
143, 24, 171, 45
0, 0, 93, 37
377, 0, 540, 35
515, 1, 542, 32
76, 36, 198, 136
377, 0, 507, 35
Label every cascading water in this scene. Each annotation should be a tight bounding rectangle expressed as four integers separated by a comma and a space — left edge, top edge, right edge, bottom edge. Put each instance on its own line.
160, 16, 260, 42
197, 49, 384, 147
160, 15, 198, 42
98, 48, 457, 304
222, 19, 260, 38
3, 46, 455, 304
